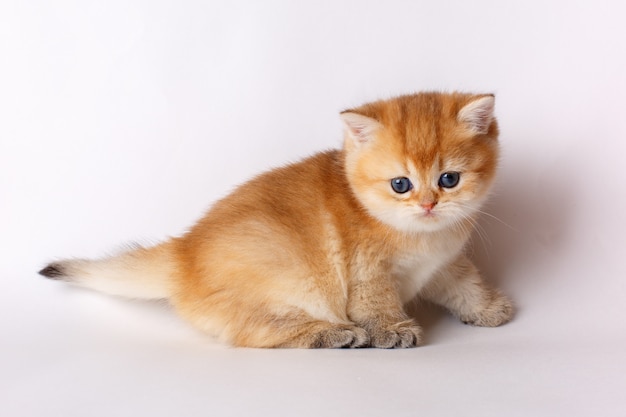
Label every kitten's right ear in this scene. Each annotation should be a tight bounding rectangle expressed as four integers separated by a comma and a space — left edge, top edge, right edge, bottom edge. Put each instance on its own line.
340, 112, 382, 145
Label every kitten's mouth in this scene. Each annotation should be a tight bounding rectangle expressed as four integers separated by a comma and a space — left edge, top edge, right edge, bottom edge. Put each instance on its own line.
418, 211, 438, 221
419, 209, 454, 227
406, 210, 450, 233
416, 213, 441, 228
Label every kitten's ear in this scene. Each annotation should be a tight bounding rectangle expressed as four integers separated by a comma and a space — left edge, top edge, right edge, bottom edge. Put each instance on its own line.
340, 111, 382, 144
457, 95, 495, 135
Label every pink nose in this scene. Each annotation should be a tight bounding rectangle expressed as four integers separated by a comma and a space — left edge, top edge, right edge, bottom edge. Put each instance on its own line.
421, 201, 437, 212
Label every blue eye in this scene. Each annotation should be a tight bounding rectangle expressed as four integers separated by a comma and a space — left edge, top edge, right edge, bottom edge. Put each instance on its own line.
391, 177, 412, 194
439, 172, 460, 188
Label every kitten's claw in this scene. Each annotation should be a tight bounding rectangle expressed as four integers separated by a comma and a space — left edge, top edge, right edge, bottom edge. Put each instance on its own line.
309, 325, 370, 348
368, 320, 423, 348
461, 293, 514, 327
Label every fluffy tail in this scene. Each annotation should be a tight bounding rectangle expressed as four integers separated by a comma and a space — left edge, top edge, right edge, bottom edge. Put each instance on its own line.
39, 241, 178, 300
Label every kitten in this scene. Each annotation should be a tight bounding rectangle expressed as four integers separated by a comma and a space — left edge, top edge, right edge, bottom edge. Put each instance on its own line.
40, 92, 513, 348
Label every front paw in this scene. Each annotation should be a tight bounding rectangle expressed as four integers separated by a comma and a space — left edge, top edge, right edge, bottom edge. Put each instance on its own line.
367, 320, 423, 348
308, 325, 370, 348
461, 292, 514, 327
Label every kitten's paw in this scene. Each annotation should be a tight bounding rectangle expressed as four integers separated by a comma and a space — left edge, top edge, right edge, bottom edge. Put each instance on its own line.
309, 325, 370, 348
368, 320, 423, 349
461, 293, 514, 327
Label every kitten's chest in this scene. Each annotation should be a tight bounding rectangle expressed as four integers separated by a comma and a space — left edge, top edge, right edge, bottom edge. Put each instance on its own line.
391, 234, 465, 303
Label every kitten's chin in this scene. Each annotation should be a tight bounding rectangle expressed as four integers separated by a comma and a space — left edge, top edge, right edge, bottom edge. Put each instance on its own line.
375, 211, 456, 234
407, 217, 453, 233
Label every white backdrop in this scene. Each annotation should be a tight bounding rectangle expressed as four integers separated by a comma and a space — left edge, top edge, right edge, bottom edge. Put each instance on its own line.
2, 1, 626, 416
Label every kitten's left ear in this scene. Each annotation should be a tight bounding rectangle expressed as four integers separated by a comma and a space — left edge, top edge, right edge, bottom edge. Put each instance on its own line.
340, 111, 382, 145
457, 95, 495, 135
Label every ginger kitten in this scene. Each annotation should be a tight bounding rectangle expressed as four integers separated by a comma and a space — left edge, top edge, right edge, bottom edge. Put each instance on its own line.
40, 92, 513, 348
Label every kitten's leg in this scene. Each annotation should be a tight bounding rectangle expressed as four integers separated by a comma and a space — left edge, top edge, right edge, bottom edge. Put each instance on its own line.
421, 255, 514, 326
174, 299, 369, 348
224, 309, 369, 348
271, 316, 370, 349
348, 274, 423, 348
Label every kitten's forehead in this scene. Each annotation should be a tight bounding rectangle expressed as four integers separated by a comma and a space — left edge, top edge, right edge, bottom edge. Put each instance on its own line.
405, 157, 438, 174
355, 93, 471, 164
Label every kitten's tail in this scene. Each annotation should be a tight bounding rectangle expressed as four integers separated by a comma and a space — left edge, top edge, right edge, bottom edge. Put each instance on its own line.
39, 240, 178, 300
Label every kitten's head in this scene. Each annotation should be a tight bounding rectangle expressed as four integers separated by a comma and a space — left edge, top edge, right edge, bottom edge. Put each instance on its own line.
341, 92, 499, 233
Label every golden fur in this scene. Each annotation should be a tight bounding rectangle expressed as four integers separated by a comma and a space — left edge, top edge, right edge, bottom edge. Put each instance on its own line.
40, 92, 513, 348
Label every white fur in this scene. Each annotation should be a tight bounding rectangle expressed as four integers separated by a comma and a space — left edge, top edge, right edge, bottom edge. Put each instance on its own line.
391, 222, 469, 303
457, 96, 495, 135
340, 112, 382, 144
59, 245, 174, 299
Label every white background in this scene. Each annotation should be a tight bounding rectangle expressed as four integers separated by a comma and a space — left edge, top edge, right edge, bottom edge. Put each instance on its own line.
2, 1, 626, 416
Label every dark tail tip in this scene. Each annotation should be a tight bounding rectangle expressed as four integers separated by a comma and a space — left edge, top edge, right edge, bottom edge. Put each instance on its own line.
39, 263, 67, 280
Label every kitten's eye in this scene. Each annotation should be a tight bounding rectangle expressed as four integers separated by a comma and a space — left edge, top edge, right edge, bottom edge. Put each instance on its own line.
439, 172, 460, 188
391, 177, 413, 194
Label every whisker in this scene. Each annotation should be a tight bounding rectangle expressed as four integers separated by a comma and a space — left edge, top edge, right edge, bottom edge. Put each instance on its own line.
453, 211, 491, 258
454, 202, 519, 233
